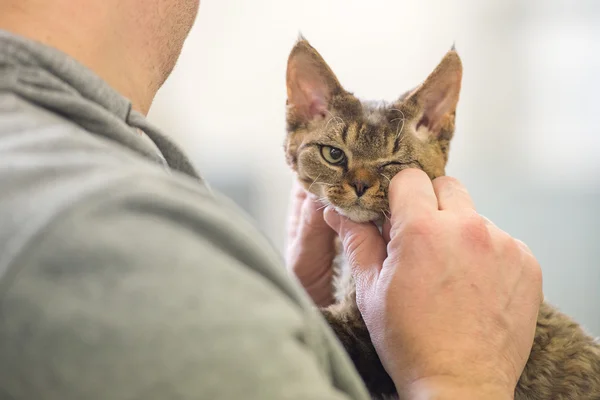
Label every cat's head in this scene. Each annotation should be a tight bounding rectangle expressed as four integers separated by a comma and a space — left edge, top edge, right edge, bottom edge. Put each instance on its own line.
284, 37, 463, 223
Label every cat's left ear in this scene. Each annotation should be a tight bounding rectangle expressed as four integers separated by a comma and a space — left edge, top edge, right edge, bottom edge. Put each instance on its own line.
403, 48, 463, 140
286, 37, 344, 123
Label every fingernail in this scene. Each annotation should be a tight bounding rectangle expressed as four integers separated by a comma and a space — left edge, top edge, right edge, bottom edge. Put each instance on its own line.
479, 214, 495, 226
515, 238, 533, 255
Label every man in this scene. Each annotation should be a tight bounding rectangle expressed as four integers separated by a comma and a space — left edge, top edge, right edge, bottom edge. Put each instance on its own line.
0, 1, 542, 399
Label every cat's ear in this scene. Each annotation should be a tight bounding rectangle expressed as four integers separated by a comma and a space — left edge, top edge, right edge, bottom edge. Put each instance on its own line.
286, 37, 344, 123
404, 47, 462, 140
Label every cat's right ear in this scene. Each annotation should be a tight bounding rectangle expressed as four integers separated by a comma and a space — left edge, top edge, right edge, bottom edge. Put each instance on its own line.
286, 37, 344, 123
402, 48, 462, 142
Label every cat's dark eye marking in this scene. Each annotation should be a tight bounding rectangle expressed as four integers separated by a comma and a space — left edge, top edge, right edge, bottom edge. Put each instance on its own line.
379, 161, 408, 168
392, 135, 403, 154
341, 125, 349, 143
320, 145, 346, 165
378, 161, 415, 171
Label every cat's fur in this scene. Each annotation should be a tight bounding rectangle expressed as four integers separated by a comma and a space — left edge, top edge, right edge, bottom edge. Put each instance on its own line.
284, 37, 600, 400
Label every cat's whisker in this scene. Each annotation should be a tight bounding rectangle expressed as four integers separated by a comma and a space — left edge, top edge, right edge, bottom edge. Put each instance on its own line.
324, 110, 346, 133
325, 110, 345, 126
308, 174, 321, 192
315, 197, 331, 212
324, 117, 338, 133
390, 118, 406, 140
382, 210, 391, 221
380, 173, 391, 183
389, 108, 406, 140
316, 203, 329, 212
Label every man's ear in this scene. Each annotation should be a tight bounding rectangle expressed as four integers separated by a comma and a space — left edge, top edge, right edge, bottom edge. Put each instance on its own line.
286, 36, 344, 123
403, 47, 463, 140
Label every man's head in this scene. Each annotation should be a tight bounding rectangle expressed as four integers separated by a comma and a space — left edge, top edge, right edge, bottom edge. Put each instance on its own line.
0, 0, 200, 113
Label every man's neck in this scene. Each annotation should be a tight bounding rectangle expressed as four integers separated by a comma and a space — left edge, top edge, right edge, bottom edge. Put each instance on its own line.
0, 1, 156, 114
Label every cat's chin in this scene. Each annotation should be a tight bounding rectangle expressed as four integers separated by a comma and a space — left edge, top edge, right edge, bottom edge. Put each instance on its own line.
336, 206, 382, 224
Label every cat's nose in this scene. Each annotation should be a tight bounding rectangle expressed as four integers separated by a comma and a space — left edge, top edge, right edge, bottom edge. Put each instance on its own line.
352, 181, 370, 197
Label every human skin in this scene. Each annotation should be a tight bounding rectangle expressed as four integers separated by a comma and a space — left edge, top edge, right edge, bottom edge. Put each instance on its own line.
285, 179, 338, 307
290, 169, 543, 399
0, 0, 200, 114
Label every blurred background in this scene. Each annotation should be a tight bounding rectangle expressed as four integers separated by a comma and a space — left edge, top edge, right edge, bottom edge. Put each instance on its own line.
148, 0, 600, 335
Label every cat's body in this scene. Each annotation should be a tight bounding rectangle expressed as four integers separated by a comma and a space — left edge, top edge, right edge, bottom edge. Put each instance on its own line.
284, 37, 600, 400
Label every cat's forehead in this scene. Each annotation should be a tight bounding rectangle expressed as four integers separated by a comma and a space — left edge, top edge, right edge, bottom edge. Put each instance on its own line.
335, 100, 403, 159
343, 121, 390, 159
361, 100, 388, 124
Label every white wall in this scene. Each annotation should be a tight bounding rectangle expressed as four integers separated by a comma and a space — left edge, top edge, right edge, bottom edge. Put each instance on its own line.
149, 0, 600, 335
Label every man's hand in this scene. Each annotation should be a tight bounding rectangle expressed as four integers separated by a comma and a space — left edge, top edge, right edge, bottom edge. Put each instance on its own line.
324, 169, 543, 399
286, 180, 337, 307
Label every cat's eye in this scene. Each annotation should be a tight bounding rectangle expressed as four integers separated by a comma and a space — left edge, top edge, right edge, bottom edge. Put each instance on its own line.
320, 146, 346, 165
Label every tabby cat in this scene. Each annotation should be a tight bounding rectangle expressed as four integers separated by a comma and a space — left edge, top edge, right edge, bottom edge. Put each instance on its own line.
283, 37, 600, 400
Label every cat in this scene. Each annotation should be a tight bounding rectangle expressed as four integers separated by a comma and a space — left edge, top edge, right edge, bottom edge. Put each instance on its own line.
283, 36, 600, 400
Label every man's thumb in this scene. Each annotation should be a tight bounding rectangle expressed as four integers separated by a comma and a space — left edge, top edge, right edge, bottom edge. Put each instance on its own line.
323, 207, 386, 287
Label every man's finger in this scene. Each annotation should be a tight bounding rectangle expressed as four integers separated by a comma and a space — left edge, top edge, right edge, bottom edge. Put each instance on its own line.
291, 179, 307, 215
382, 219, 392, 244
324, 207, 386, 286
286, 198, 337, 275
515, 238, 533, 256
299, 195, 333, 234
389, 169, 437, 223
432, 176, 475, 211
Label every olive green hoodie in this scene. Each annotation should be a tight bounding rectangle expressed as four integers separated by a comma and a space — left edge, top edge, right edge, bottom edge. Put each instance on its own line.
0, 30, 370, 400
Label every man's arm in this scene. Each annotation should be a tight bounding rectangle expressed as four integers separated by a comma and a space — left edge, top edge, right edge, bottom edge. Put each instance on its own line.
0, 176, 369, 400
